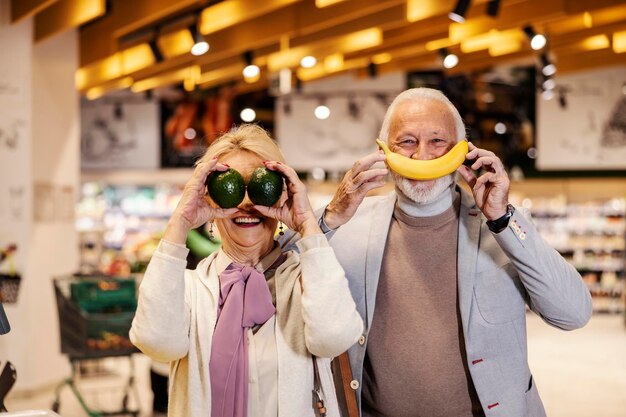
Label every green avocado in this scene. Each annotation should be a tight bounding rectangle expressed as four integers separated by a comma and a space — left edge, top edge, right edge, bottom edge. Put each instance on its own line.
206, 168, 245, 208
247, 167, 284, 207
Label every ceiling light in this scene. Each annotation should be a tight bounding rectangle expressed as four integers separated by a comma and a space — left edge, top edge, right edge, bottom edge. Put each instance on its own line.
486, 0, 501, 17
542, 64, 556, 76
240, 108, 256, 122
523, 26, 546, 50
314, 102, 330, 120
189, 24, 209, 56
494, 122, 507, 134
242, 51, 260, 81
300, 56, 317, 68
191, 41, 209, 56
449, 0, 471, 23
530, 34, 547, 50
243, 64, 260, 78
542, 78, 556, 90
540, 53, 556, 76
440, 48, 459, 69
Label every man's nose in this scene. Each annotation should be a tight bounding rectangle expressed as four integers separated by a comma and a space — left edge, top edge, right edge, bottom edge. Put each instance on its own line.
411, 144, 432, 160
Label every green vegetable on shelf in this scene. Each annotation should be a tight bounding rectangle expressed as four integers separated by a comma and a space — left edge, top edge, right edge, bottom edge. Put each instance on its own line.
187, 229, 221, 258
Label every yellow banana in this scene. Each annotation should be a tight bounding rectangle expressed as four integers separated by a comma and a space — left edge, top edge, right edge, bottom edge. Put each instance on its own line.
376, 139, 469, 180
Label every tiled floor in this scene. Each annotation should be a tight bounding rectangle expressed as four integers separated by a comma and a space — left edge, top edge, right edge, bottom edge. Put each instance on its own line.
6, 313, 626, 416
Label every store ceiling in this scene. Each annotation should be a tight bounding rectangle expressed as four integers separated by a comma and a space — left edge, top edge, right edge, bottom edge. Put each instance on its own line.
12, 0, 626, 99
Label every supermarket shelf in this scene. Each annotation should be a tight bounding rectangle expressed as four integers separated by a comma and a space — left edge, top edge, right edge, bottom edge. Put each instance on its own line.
82, 168, 194, 185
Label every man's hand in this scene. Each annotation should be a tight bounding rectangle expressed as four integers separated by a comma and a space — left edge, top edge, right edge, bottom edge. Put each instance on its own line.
457, 142, 510, 220
324, 151, 388, 229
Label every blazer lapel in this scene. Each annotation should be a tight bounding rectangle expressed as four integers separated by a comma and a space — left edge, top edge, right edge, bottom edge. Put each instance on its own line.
364, 192, 397, 328
457, 187, 482, 337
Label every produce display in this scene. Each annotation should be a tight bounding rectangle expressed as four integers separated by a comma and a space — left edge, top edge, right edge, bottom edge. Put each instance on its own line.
376, 139, 468, 180
187, 229, 221, 258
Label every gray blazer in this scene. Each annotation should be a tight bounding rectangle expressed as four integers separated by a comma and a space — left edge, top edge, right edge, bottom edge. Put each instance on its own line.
285, 186, 592, 417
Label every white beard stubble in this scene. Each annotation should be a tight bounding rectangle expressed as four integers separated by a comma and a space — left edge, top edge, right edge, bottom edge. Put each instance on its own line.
392, 172, 454, 204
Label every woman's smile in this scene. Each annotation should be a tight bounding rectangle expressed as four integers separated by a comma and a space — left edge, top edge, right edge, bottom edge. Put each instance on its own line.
232, 215, 263, 227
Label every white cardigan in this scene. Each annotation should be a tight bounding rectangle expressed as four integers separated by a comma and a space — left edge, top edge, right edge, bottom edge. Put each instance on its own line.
130, 234, 363, 417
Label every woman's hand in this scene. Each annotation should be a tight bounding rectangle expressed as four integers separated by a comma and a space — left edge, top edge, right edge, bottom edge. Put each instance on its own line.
253, 161, 320, 237
164, 158, 238, 244
457, 142, 510, 220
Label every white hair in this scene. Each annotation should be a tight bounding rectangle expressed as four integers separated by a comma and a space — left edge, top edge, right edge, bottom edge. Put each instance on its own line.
378, 88, 466, 143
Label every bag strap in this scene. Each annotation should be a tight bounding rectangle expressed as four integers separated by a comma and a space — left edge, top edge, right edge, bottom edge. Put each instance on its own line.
336, 352, 359, 417
312, 355, 327, 417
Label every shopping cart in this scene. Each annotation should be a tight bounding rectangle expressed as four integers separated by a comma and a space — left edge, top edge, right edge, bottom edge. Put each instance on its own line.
52, 274, 140, 417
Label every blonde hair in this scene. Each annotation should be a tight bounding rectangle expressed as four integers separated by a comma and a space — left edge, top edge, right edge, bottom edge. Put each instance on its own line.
197, 124, 285, 164
379, 88, 466, 143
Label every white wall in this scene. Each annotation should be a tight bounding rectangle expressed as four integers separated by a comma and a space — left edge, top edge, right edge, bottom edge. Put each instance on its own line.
0, 0, 78, 390
536, 66, 626, 170
0, 0, 35, 385
28, 28, 79, 388
276, 72, 404, 173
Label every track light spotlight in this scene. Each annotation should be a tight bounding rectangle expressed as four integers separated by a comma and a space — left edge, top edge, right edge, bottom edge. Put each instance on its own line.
242, 51, 260, 81
523, 25, 547, 50
188, 24, 209, 56
449, 0, 471, 23
542, 78, 556, 91
439, 48, 459, 69
540, 53, 556, 76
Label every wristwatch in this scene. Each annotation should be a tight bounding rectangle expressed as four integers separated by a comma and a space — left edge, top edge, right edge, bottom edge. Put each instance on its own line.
486, 204, 515, 234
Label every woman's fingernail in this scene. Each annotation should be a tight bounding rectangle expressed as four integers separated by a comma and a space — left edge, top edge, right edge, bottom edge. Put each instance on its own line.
277, 161, 282, 165
223, 163, 230, 167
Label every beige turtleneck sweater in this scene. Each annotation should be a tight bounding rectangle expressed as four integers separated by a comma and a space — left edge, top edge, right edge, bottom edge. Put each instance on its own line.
361, 185, 483, 417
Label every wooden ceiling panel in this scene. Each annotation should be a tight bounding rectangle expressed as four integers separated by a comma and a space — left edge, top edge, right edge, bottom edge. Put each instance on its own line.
10, 0, 59, 23
79, 0, 201, 66
35, 0, 106, 43
66, 0, 626, 96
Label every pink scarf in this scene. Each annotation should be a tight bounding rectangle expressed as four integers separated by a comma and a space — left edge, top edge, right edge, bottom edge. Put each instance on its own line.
209, 262, 276, 417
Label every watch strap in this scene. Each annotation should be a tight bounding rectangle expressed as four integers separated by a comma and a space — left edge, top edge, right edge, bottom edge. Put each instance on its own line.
486, 204, 515, 234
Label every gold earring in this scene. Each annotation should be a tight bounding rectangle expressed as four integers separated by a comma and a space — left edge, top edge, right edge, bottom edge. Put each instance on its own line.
279, 222, 284, 236
208, 222, 215, 240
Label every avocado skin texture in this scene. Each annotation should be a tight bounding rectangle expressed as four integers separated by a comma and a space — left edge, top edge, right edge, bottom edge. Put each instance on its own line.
206, 168, 245, 208
247, 167, 284, 207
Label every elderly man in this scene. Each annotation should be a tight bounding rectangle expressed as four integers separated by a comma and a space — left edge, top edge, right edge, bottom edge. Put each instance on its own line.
300, 88, 592, 417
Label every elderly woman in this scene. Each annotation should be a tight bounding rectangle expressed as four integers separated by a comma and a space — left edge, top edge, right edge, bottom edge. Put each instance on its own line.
130, 124, 363, 417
